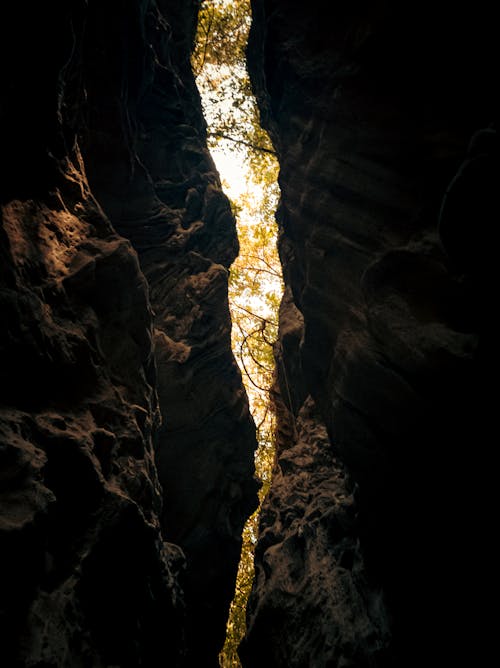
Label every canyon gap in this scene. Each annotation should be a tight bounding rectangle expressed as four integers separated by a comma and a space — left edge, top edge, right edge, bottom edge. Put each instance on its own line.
1, 2, 498, 667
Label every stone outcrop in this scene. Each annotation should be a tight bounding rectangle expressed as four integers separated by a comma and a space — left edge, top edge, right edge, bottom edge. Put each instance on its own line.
240, 291, 391, 667
0, 2, 257, 666
244, 1, 498, 666
3, 1, 498, 665
80, 1, 259, 663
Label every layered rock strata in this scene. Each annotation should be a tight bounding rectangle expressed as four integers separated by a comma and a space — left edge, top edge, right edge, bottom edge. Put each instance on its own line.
244, 1, 498, 665
0, 2, 257, 666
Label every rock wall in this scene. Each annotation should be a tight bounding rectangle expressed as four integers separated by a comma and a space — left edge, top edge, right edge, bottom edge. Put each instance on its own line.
244, 1, 498, 666
0, 2, 257, 666
80, 1, 259, 663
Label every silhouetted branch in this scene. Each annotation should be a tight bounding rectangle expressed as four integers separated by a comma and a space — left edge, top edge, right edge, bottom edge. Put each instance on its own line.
208, 131, 277, 155
240, 254, 282, 277
230, 302, 278, 327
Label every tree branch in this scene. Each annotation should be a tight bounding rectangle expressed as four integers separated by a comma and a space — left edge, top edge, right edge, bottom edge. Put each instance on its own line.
244, 266, 282, 282
198, 5, 215, 75
240, 253, 281, 277
230, 302, 278, 327
208, 131, 277, 155
255, 403, 270, 432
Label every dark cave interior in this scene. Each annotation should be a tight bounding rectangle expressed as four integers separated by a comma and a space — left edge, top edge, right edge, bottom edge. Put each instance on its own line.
0, 1, 497, 666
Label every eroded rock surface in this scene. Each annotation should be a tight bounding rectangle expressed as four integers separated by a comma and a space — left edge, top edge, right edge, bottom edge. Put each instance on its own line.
241, 390, 391, 667
0, 151, 183, 667
80, 1, 259, 662
1, 2, 257, 666
244, 1, 498, 665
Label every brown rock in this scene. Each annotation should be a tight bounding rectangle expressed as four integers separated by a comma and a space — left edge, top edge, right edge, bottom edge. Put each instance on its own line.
241, 395, 391, 667
0, 165, 184, 666
80, 1, 259, 662
245, 0, 497, 665
1, 1, 257, 666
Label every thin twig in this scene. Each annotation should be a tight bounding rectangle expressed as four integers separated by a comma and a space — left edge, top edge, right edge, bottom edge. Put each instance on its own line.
208, 131, 277, 155
230, 302, 278, 327
239, 254, 282, 277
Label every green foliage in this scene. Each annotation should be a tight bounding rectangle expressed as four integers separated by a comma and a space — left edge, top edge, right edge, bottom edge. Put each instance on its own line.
220, 118, 281, 668
193, 0, 275, 166
193, 3, 282, 666
192, 0, 250, 73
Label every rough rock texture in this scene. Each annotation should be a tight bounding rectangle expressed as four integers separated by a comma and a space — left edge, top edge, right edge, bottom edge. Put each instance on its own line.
241, 290, 391, 667
0, 144, 184, 668
244, 1, 498, 666
1, 2, 257, 666
241, 386, 391, 666
80, 1, 259, 663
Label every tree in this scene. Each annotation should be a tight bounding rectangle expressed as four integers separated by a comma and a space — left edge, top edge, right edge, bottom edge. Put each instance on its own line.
192, 0, 275, 164
192, 2, 282, 666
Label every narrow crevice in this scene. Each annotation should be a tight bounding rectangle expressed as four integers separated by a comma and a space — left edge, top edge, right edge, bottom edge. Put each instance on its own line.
192, 2, 282, 665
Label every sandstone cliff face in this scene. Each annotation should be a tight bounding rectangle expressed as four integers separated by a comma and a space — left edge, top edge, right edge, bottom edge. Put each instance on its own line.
245, 1, 498, 665
0, 132, 183, 668
80, 1, 259, 662
1, 2, 257, 666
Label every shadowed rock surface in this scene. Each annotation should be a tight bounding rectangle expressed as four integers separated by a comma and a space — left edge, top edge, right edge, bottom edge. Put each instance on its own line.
80, 1, 259, 663
2, 1, 499, 666
244, 1, 498, 666
1, 2, 257, 666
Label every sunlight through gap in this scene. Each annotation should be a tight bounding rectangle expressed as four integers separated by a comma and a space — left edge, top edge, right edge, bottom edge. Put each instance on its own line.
192, 1, 283, 665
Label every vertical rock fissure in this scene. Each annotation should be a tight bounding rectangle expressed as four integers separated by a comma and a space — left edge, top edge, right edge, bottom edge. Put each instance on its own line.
192, 1, 282, 665
2, 1, 495, 666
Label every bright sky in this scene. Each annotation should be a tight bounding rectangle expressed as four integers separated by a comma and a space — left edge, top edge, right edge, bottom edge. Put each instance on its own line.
194, 8, 280, 661
211, 145, 249, 199
209, 137, 267, 232
198, 60, 257, 201
194, 1, 282, 396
